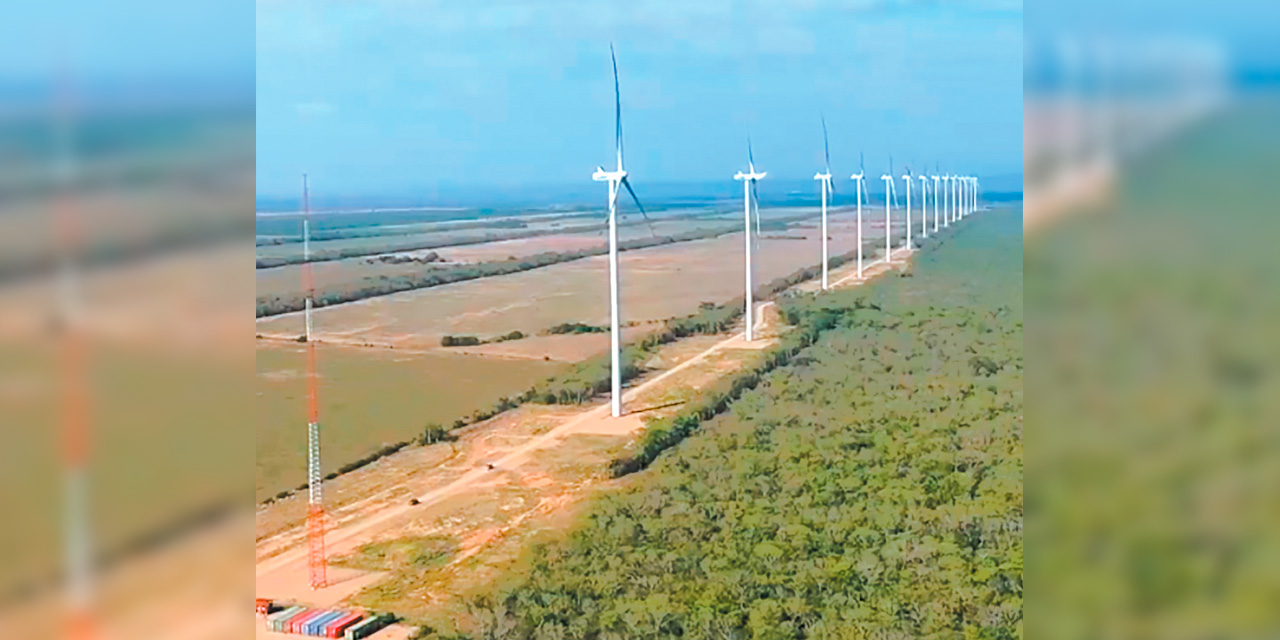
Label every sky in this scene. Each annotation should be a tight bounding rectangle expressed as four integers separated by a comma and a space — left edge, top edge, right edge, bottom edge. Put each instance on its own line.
256, 0, 1024, 201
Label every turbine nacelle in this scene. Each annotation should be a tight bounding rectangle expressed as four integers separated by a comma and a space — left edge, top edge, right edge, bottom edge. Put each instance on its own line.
592, 167, 627, 182
735, 170, 767, 181
813, 171, 832, 182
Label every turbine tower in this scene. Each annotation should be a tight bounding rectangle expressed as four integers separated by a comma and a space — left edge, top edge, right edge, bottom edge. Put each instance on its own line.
902, 166, 913, 250
735, 140, 766, 341
591, 45, 652, 418
918, 173, 929, 239
851, 154, 867, 279
813, 116, 834, 290
302, 173, 327, 590
931, 172, 940, 233
941, 174, 951, 228
880, 168, 895, 262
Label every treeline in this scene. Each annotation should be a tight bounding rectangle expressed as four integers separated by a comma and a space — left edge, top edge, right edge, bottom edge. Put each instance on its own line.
367, 251, 442, 265
440, 331, 525, 347
427, 213, 1023, 639
543, 322, 607, 335
256, 226, 738, 317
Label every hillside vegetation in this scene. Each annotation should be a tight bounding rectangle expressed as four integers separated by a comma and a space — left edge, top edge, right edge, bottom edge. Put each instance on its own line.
430, 208, 1023, 639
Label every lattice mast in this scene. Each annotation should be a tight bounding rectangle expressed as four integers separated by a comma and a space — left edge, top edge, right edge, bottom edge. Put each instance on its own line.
302, 173, 327, 589
56, 66, 96, 640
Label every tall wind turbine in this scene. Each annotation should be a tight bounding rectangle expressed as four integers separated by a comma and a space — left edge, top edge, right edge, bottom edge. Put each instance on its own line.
880, 163, 896, 262
931, 172, 940, 233
918, 173, 929, 239
851, 154, 867, 280
591, 45, 652, 418
902, 165, 913, 250
813, 116, 834, 290
735, 140, 766, 341
941, 174, 951, 228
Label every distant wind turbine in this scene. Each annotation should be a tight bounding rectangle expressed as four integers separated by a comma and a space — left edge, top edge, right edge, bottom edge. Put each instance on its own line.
851, 154, 868, 279
591, 45, 656, 418
902, 165, 913, 251
931, 172, 940, 233
918, 173, 929, 239
880, 161, 896, 262
941, 174, 951, 228
734, 139, 766, 341
813, 115, 834, 290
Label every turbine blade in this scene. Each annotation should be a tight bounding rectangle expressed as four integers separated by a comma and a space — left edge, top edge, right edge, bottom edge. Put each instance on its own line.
620, 177, 657, 238
821, 114, 830, 171
611, 44, 623, 168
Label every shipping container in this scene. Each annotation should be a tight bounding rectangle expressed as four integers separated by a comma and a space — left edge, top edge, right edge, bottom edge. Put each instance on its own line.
289, 609, 324, 634
302, 610, 332, 635
325, 613, 363, 638
272, 606, 308, 632
343, 614, 391, 640
308, 611, 345, 636
267, 606, 304, 632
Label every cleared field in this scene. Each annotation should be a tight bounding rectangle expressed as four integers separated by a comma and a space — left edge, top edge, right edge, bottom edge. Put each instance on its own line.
255, 210, 904, 354
254, 217, 736, 301
256, 343, 567, 503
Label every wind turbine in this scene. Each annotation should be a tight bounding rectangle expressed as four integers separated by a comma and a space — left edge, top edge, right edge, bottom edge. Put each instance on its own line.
902, 165, 913, 251
591, 45, 653, 418
813, 116, 834, 290
734, 139, 766, 341
941, 174, 951, 228
880, 161, 896, 262
931, 171, 940, 233
851, 153, 867, 279
918, 173, 929, 239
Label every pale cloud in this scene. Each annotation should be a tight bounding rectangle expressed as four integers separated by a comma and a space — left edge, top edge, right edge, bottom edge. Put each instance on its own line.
295, 101, 335, 117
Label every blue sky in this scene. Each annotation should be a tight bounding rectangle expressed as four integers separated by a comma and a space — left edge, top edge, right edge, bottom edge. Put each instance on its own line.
256, 0, 1023, 200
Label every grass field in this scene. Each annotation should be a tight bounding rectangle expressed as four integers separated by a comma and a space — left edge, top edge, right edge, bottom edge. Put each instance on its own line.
255, 211, 905, 356
256, 343, 567, 503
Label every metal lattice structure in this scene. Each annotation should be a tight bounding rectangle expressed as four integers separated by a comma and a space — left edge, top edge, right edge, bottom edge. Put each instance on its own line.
302, 174, 327, 589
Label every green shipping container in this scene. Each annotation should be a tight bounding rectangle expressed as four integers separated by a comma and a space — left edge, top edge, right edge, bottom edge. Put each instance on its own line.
344, 614, 391, 639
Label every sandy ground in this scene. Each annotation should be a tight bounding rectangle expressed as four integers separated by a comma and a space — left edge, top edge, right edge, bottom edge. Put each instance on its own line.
254, 239, 920, 623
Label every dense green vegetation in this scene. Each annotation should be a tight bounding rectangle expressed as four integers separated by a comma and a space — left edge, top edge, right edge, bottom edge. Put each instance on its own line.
426, 209, 1023, 639
545, 322, 609, 335
440, 331, 527, 347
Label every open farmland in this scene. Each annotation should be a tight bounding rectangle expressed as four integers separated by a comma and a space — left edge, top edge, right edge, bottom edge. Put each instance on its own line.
255, 210, 906, 358
254, 217, 737, 302
256, 343, 567, 503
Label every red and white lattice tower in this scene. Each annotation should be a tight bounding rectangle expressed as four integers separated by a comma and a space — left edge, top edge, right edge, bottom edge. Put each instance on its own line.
55, 63, 96, 640
302, 173, 327, 589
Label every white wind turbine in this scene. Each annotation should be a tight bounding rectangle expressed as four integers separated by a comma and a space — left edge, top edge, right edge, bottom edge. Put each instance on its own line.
901, 165, 913, 251
941, 174, 951, 228
591, 45, 655, 418
734, 140, 766, 341
813, 116, 834, 290
880, 160, 897, 262
850, 153, 868, 279
918, 173, 929, 239
931, 171, 941, 233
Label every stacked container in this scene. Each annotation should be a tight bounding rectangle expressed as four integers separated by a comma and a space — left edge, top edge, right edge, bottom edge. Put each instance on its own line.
289, 609, 326, 634
267, 606, 305, 633
324, 613, 364, 638
305, 611, 345, 636
343, 614, 391, 639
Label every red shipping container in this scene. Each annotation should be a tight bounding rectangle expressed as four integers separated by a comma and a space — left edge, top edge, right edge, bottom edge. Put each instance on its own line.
289, 609, 323, 634
325, 612, 364, 638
